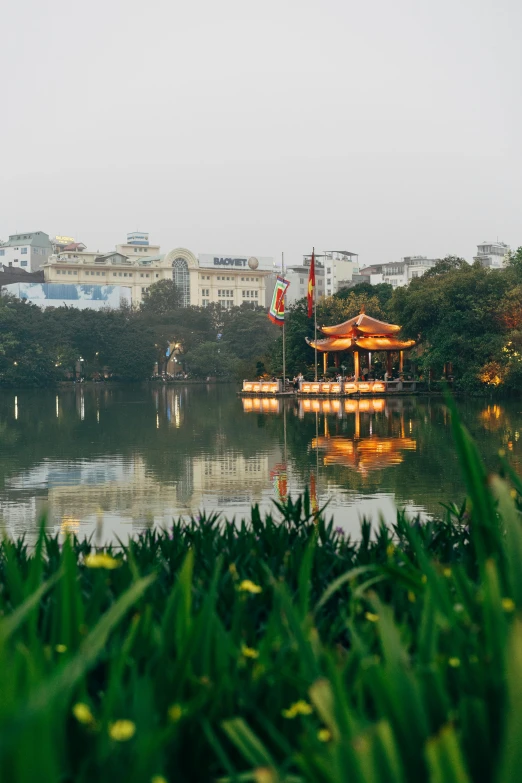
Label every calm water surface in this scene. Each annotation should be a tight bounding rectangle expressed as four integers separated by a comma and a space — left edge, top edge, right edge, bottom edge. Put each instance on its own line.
1, 385, 521, 542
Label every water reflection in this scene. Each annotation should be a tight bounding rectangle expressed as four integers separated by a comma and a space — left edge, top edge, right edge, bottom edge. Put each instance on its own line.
0, 386, 521, 542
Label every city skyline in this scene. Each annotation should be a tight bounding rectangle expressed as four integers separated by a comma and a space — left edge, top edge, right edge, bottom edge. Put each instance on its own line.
2, 0, 521, 267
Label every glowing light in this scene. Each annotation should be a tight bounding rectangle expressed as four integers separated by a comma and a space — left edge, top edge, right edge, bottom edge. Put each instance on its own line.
56, 395, 59, 418
14, 396, 18, 420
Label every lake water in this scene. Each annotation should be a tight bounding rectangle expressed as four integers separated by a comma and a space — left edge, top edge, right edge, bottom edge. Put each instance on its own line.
1, 384, 521, 543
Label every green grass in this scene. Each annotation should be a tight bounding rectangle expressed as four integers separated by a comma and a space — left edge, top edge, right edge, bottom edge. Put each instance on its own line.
1, 402, 522, 782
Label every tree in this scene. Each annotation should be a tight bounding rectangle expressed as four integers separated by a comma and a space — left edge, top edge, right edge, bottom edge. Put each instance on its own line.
185, 342, 240, 378
422, 255, 469, 279
140, 280, 182, 316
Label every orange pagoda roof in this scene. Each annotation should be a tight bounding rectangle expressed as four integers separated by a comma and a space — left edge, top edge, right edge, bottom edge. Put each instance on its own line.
307, 308, 415, 353
307, 336, 415, 353
320, 311, 400, 337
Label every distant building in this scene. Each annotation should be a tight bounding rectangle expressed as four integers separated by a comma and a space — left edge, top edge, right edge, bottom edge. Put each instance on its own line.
321, 250, 359, 297
285, 258, 325, 307
474, 241, 510, 269
356, 256, 439, 288
44, 237, 273, 308
116, 232, 160, 257
0, 231, 52, 272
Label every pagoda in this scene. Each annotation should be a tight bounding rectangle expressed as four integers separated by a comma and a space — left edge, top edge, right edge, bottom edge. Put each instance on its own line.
306, 307, 415, 379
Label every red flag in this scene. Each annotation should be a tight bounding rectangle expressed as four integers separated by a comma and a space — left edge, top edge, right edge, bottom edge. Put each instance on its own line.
307, 252, 315, 318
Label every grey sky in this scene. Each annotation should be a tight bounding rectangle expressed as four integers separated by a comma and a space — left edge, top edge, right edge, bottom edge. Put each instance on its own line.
2, 0, 521, 266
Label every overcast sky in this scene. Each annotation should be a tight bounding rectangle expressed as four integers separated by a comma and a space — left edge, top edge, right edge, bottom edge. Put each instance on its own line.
1, 0, 520, 266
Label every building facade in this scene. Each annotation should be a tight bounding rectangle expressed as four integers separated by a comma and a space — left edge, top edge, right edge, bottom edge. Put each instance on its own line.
322, 250, 359, 297
44, 238, 273, 308
358, 256, 439, 288
474, 241, 510, 269
0, 231, 52, 272
285, 261, 325, 307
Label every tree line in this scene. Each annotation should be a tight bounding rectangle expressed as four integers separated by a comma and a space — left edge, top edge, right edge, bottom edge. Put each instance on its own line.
1, 250, 522, 391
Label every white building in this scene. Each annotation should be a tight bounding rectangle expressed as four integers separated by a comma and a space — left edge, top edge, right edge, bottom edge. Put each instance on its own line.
44, 236, 273, 308
474, 241, 510, 269
359, 256, 439, 288
322, 250, 359, 297
285, 260, 325, 307
0, 231, 52, 272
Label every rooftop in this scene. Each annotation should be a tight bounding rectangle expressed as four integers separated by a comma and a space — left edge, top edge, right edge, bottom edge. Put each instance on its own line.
3, 231, 51, 248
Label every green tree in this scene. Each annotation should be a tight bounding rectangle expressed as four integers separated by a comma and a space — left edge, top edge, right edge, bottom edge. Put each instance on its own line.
185, 341, 240, 378
140, 280, 182, 315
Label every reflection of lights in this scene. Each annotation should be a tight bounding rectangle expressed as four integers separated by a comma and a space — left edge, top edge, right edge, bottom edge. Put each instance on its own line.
80, 393, 85, 421
241, 397, 281, 414
61, 516, 80, 534
56, 395, 59, 418
14, 395, 18, 420
97, 410, 100, 423
156, 413, 160, 429
312, 435, 417, 474
174, 395, 181, 428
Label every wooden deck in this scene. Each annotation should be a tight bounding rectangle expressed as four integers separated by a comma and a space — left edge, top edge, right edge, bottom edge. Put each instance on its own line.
239, 379, 417, 397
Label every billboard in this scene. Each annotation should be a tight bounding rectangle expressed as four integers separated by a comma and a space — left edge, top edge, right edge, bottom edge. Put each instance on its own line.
3, 283, 132, 310
198, 254, 274, 271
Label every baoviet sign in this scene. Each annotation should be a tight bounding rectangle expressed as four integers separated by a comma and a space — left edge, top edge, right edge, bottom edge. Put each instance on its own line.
198, 254, 274, 271
54, 236, 75, 245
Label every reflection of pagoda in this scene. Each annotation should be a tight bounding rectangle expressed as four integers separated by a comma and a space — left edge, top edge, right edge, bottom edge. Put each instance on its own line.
312, 435, 416, 475
307, 308, 415, 378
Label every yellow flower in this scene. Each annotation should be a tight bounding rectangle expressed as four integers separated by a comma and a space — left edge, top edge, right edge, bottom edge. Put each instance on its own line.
282, 700, 313, 719
443, 568, 452, 578
229, 563, 238, 578
55, 644, 67, 653
502, 597, 516, 612
73, 702, 95, 726
168, 704, 183, 723
241, 645, 259, 659
238, 580, 262, 594
151, 777, 168, 783
386, 544, 395, 557
421, 574, 428, 584
365, 612, 379, 623
84, 552, 121, 570
448, 657, 461, 668
407, 591, 416, 603
318, 728, 332, 742
108, 720, 136, 741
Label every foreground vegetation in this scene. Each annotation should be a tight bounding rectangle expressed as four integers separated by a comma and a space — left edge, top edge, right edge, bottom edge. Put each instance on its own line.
2, 404, 522, 781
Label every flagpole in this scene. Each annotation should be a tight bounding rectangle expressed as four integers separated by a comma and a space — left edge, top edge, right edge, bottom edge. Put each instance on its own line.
313, 246, 318, 381
282, 252, 286, 390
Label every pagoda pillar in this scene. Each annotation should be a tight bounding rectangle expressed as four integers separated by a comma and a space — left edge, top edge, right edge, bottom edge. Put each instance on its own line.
354, 351, 360, 381
399, 351, 404, 374
323, 353, 327, 375
334, 353, 340, 368
386, 353, 393, 378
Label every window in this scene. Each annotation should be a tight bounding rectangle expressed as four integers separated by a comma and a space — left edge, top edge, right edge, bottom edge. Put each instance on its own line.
14, 259, 18, 263
146, 273, 149, 278
300, 278, 304, 284
96, 271, 101, 276
68, 271, 72, 275
172, 257, 190, 306
202, 299, 209, 307
85, 271, 90, 276
327, 278, 331, 284
254, 290, 258, 298
411, 271, 418, 278
0, 250, 4, 256
156, 274, 159, 278
241, 277, 244, 281
21, 247, 27, 254
21, 260, 27, 267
